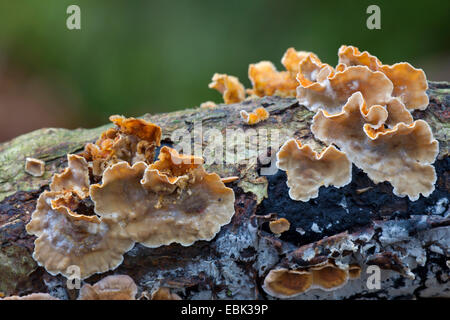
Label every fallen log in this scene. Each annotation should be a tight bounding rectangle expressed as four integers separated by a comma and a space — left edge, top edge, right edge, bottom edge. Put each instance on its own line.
0, 81, 448, 299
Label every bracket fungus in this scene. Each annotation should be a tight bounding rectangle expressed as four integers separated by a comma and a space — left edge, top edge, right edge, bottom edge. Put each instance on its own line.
312, 92, 439, 201
297, 55, 394, 115
78, 275, 138, 300
208, 73, 246, 104
262, 268, 313, 298
310, 262, 349, 291
26, 154, 134, 279
90, 146, 235, 247
247, 48, 320, 98
276, 139, 352, 201
248, 61, 298, 97
50, 154, 90, 198
263, 261, 351, 298
337, 45, 428, 110
240, 107, 269, 125
83, 115, 162, 176
26, 190, 135, 279
269, 218, 291, 235
281, 47, 320, 76
25, 157, 45, 177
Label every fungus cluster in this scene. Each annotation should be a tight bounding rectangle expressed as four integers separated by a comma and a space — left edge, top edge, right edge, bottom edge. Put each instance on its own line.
207, 45, 436, 201
26, 116, 235, 280
208, 47, 317, 104
263, 260, 357, 298
20, 45, 439, 299
312, 92, 438, 200
337, 45, 429, 110
297, 46, 435, 201
82, 115, 162, 176
277, 45, 435, 201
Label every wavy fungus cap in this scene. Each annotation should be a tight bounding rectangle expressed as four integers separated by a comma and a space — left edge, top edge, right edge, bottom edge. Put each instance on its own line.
276, 139, 352, 201
208, 73, 245, 104
262, 268, 313, 298
78, 275, 138, 300
263, 261, 351, 298
240, 107, 269, 125
1, 293, 59, 300
310, 262, 349, 290
297, 55, 394, 115
50, 154, 90, 198
338, 45, 428, 110
83, 116, 162, 176
26, 190, 135, 279
247, 61, 298, 97
312, 92, 439, 201
281, 48, 320, 76
90, 147, 235, 248
269, 218, 291, 235
109, 115, 162, 145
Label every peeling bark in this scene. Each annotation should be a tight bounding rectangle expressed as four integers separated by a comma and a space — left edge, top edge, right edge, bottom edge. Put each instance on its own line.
0, 81, 448, 299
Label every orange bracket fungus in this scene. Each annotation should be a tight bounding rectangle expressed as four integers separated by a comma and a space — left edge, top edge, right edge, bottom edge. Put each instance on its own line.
269, 218, 291, 235
262, 268, 313, 298
276, 139, 352, 201
78, 275, 138, 300
337, 45, 429, 110
248, 48, 319, 98
240, 107, 269, 125
310, 261, 349, 291
312, 92, 439, 201
26, 154, 134, 279
90, 146, 235, 247
83, 115, 162, 176
297, 55, 394, 115
248, 61, 297, 97
26, 190, 134, 279
263, 261, 351, 298
281, 47, 320, 76
208, 73, 246, 104
25, 157, 45, 177
50, 154, 90, 198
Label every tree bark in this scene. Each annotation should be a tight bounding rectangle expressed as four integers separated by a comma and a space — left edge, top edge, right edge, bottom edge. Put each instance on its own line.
0, 81, 449, 299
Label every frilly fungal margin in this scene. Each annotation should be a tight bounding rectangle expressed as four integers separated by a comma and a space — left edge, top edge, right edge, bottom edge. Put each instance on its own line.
90, 146, 236, 248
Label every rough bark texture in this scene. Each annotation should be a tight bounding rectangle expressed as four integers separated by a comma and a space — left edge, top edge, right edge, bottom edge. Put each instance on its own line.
0, 81, 449, 300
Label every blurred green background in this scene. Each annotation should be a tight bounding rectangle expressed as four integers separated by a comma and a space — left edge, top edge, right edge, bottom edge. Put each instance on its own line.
0, 0, 448, 141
